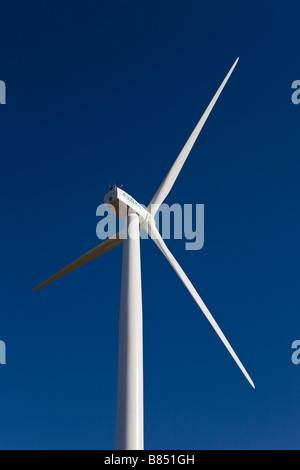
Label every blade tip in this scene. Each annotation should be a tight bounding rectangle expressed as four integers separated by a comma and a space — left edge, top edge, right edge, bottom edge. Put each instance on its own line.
33, 284, 43, 292
249, 378, 255, 389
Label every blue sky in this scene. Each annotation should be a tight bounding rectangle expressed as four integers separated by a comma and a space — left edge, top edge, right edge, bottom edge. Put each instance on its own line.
1, 0, 300, 449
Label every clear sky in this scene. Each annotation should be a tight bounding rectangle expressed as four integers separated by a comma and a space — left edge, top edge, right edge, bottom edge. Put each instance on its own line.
1, 0, 300, 450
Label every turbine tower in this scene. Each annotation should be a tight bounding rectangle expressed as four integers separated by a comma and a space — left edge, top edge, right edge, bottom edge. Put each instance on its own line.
33, 58, 254, 450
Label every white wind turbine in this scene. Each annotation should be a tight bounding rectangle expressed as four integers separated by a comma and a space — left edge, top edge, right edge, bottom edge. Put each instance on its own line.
34, 57, 254, 450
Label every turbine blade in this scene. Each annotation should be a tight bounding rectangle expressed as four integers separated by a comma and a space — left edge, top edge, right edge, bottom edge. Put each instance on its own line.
146, 222, 255, 388
33, 232, 123, 291
148, 58, 239, 215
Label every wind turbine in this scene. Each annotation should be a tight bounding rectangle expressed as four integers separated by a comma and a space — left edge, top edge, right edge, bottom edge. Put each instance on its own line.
34, 57, 255, 450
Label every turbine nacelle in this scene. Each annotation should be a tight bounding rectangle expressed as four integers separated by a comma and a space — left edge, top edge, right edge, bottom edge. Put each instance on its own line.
104, 185, 150, 226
